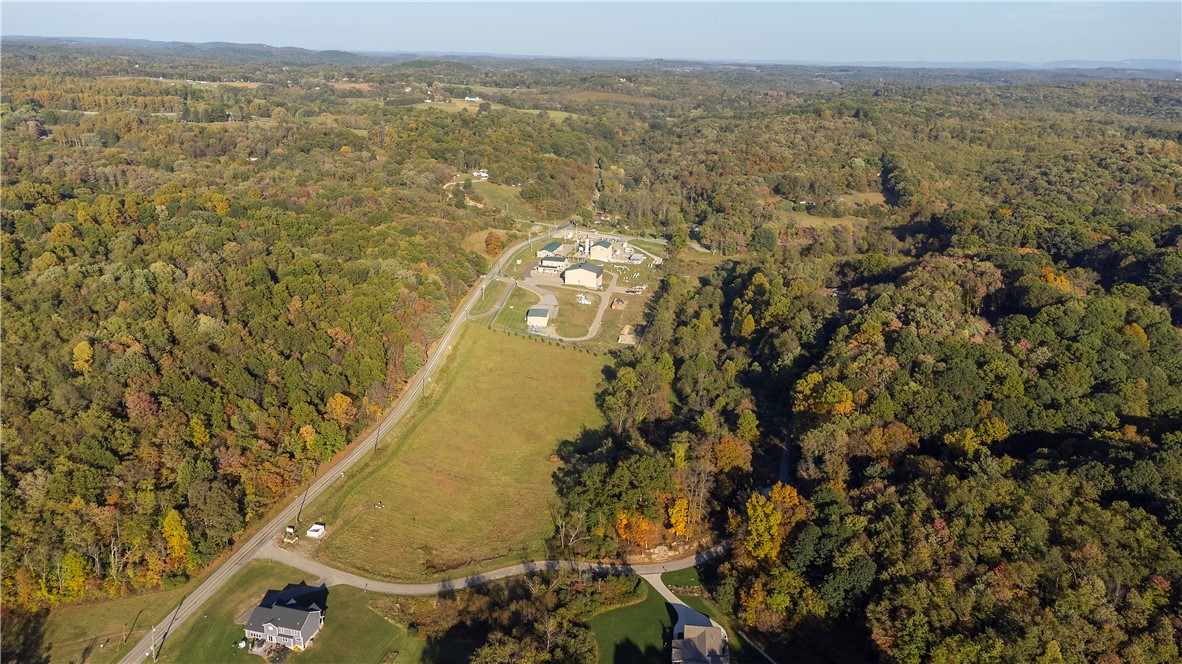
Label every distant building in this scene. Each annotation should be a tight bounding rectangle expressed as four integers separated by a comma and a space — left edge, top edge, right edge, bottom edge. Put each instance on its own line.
526, 307, 551, 328
536, 256, 566, 274
671, 624, 728, 664
589, 239, 614, 262
244, 583, 327, 652
464, 96, 483, 102
536, 241, 564, 258
563, 262, 603, 289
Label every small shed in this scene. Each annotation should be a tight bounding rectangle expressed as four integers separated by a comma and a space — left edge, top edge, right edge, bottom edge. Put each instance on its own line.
526, 308, 550, 328
306, 523, 326, 539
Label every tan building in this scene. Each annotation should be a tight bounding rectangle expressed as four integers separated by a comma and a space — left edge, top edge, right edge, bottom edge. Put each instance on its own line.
535, 241, 564, 258
563, 262, 603, 289
588, 239, 614, 262
536, 256, 566, 274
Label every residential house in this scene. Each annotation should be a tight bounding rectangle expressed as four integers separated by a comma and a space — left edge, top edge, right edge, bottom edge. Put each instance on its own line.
563, 262, 603, 289
671, 624, 729, 664
243, 583, 327, 652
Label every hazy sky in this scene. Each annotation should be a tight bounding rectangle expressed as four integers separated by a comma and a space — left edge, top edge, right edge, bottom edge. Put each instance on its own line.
3, 2, 1179, 63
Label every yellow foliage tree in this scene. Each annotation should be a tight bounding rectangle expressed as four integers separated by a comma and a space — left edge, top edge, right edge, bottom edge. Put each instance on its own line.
1121, 322, 1150, 348
59, 550, 91, 600
189, 416, 210, 447
72, 340, 94, 375
668, 497, 691, 538
163, 509, 194, 574
744, 493, 783, 563
299, 424, 317, 448
325, 393, 356, 427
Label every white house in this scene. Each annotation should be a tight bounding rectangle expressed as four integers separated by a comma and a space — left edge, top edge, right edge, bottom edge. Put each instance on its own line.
563, 262, 603, 289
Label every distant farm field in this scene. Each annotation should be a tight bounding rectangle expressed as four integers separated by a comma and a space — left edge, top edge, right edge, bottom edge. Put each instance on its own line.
305, 323, 608, 581
413, 99, 575, 122
565, 90, 659, 105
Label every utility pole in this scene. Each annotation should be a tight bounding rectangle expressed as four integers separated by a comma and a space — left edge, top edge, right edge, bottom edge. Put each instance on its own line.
296, 482, 310, 523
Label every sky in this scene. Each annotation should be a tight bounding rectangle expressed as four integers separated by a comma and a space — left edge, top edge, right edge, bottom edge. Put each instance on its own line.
2, 2, 1179, 64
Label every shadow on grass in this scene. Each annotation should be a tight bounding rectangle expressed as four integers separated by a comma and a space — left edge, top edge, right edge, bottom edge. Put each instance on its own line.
1, 605, 51, 664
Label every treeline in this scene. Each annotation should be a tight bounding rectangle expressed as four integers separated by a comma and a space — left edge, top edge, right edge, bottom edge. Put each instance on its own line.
0, 51, 595, 609
555, 84, 1182, 662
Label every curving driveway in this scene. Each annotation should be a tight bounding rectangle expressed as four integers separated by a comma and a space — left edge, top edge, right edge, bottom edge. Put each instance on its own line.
257, 540, 728, 595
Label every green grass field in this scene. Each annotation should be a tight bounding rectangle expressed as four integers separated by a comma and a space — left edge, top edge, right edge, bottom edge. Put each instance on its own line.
153, 562, 425, 664
469, 280, 510, 317
305, 323, 608, 581
491, 286, 537, 333
471, 181, 539, 222
589, 582, 675, 664
44, 583, 190, 664
552, 288, 600, 338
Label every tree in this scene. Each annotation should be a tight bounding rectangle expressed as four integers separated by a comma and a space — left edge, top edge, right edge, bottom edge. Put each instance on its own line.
485, 231, 503, 255
324, 393, 356, 427
668, 497, 690, 538
162, 509, 193, 574
71, 340, 93, 375
744, 493, 783, 563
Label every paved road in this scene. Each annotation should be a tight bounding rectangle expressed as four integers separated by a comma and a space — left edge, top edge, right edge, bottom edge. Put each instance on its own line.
258, 540, 728, 595
119, 227, 566, 664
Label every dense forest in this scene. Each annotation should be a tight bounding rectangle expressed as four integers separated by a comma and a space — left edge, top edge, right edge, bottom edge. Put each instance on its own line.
3, 38, 1181, 663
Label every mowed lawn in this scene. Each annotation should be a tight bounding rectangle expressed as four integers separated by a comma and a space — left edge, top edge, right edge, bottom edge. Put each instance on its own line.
589, 582, 675, 664
471, 181, 539, 222
44, 583, 190, 664
492, 286, 537, 333
155, 562, 423, 664
308, 323, 608, 581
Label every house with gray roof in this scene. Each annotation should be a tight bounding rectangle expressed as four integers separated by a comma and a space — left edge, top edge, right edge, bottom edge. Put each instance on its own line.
243, 583, 326, 652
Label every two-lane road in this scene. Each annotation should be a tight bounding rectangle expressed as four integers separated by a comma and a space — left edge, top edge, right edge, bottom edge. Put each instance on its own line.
120, 227, 565, 663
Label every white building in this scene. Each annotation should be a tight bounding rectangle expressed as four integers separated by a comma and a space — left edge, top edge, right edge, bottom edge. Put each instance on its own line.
526, 307, 551, 328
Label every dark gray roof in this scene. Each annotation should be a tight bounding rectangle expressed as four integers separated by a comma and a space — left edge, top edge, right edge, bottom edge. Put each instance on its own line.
245, 599, 321, 633
592, 239, 613, 248
526, 307, 550, 318
570, 262, 603, 275
541, 241, 562, 252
